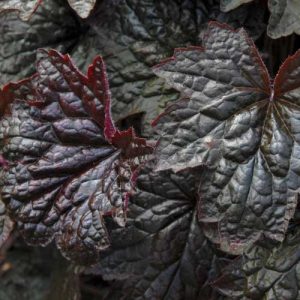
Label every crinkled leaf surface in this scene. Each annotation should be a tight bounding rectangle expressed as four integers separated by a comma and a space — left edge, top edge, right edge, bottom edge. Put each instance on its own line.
0, 198, 13, 248
220, 0, 253, 12
153, 22, 300, 254
268, 0, 300, 38
90, 162, 226, 299
0, 49, 152, 265
67, 0, 96, 18
0, 0, 41, 21
72, 0, 212, 136
0, 0, 81, 86
214, 227, 300, 299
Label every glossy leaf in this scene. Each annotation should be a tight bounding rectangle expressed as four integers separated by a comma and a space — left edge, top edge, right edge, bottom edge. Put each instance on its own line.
214, 227, 300, 299
268, 0, 300, 38
0, 49, 152, 265
67, 0, 96, 18
90, 162, 226, 299
71, 0, 211, 136
0, 0, 41, 21
154, 22, 300, 254
0, 0, 81, 86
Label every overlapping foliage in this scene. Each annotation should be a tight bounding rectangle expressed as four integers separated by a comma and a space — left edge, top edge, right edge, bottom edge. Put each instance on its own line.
0, 49, 152, 265
221, 0, 300, 38
0, 0, 300, 299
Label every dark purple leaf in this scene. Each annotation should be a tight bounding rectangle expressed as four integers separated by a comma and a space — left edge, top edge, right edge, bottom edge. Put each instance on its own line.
71, 0, 212, 136
88, 162, 227, 299
220, 0, 300, 38
0, 49, 152, 265
214, 227, 300, 299
208, 0, 266, 40
153, 22, 300, 254
0, 0, 81, 86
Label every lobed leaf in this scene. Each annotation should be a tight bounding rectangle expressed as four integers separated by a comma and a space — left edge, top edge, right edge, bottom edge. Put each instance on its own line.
0, 49, 152, 265
90, 162, 227, 299
0, 0, 81, 86
154, 22, 300, 254
71, 0, 211, 136
214, 227, 300, 299
209, 0, 266, 40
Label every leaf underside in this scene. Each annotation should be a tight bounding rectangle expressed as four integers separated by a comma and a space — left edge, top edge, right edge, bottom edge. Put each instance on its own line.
67, 0, 96, 18
0, 49, 152, 265
153, 21, 300, 254
0, 0, 41, 21
220, 0, 253, 12
220, 0, 300, 38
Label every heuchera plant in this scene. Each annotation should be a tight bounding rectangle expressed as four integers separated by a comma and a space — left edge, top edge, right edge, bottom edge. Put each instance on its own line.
1, 0, 300, 299
0, 49, 152, 265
